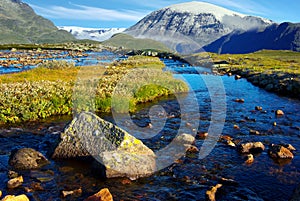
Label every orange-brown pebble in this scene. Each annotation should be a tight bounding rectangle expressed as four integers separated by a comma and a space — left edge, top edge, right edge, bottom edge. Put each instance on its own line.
84, 188, 113, 201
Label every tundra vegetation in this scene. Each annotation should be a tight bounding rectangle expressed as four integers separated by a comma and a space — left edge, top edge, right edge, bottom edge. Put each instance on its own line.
0, 56, 188, 124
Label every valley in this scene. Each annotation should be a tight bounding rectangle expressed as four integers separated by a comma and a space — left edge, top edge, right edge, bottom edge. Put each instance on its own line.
0, 0, 299, 201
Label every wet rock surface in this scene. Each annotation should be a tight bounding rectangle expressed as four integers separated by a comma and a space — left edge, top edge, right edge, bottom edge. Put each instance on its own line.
269, 144, 294, 159
238, 142, 265, 154
53, 112, 156, 180
84, 188, 113, 201
9, 148, 49, 170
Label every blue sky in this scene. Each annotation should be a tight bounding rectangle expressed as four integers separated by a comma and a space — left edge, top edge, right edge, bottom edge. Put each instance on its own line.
23, 0, 300, 28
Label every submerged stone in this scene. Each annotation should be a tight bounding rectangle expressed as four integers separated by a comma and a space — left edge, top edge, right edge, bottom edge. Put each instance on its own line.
9, 148, 49, 170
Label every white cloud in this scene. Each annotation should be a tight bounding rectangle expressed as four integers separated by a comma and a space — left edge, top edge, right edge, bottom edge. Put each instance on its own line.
30, 3, 147, 21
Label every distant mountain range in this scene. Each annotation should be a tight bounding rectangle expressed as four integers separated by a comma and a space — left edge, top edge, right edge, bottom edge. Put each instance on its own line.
0, 0, 75, 44
1, 0, 300, 54
58, 26, 126, 42
125, 1, 274, 54
124, 1, 300, 54
203, 22, 300, 53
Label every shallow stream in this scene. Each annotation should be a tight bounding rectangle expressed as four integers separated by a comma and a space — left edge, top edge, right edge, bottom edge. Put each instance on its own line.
0, 53, 299, 200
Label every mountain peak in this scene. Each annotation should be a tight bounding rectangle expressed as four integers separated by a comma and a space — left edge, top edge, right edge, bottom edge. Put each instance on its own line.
166, 1, 245, 21
126, 1, 274, 54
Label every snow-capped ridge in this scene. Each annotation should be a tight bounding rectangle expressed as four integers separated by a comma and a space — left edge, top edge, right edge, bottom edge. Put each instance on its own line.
166, 1, 245, 22
58, 26, 126, 41
126, 1, 275, 54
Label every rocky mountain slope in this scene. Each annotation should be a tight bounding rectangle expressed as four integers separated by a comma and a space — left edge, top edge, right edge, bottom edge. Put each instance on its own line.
126, 1, 273, 54
203, 22, 300, 54
58, 26, 126, 42
0, 0, 75, 44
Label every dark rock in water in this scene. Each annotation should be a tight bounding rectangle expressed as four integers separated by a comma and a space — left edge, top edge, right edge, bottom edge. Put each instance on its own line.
9, 148, 49, 170
255, 106, 263, 111
8, 170, 18, 179
234, 98, 245, 103
283, 143, 296, 151
238, 142, 265, 154
268, 144, 294, 159
235, 75, 242, 80
52, 112, 156, 180
249, 129, 260, 135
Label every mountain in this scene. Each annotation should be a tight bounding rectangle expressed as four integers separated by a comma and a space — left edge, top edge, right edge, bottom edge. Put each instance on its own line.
58, 26, 126, 42
102, 33, 170, 52
203, 22, 300, 54
126, 1, 273, 54
0, 0, 75, 44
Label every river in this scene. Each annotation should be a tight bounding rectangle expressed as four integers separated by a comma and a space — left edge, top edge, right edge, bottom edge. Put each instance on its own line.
0, 51, 299, 200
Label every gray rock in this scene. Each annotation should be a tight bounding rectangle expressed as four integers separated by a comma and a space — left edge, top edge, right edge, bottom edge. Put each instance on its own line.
52, 112, 156, 180
9, 148, 49, 170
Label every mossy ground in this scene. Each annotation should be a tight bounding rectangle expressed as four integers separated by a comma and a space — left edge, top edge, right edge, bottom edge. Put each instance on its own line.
0, 56, 188, 124
209, 50, 300, 75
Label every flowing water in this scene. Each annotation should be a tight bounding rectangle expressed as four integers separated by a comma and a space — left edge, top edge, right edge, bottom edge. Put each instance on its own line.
0, 53, 299, 200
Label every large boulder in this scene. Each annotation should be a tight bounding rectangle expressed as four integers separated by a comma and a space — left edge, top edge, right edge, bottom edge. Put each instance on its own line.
9, 148, 49, 170
52, 112, 156, 180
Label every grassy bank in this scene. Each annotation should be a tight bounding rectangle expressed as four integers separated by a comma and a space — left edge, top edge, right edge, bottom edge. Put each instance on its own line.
208, 50, 300, 99
0, 56, 188, 124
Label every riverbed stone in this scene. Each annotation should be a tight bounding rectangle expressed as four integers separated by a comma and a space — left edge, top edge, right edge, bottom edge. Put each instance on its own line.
84, 188, 113, 201
7, 176, 23, 189
52, 112, 156, 179
283, 143, 296, 151
206, 184, 222, 201
245, 154, 254, 164
275, 110, 284, 116
249, 129, 260, 135
9, 148, 49, 170
268, 144, 294, 159
1, 195, 30, 201
238, 142, 265, 154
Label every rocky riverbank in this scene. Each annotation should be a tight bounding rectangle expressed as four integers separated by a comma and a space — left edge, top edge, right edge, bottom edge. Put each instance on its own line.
204, 50, 300, 99
216, 67, 300, 99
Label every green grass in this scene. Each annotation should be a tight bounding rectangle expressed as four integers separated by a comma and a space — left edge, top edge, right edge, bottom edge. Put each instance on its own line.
102, 33, 171, 52
208, 50, 300, 75
0, 56, 188, 124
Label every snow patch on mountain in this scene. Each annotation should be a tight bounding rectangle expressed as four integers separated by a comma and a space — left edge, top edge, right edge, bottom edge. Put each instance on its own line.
58, 26, 126, 41
126, 1, 274, 54
167, 1, 245, 22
